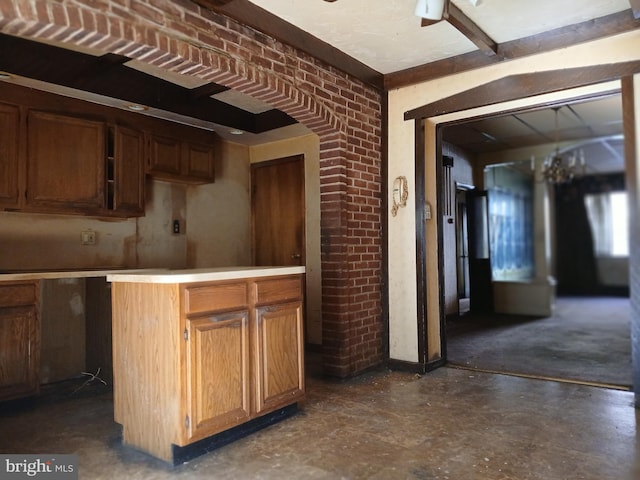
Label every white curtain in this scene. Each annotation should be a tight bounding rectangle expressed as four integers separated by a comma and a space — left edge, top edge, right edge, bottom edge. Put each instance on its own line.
584, 193, 612, 256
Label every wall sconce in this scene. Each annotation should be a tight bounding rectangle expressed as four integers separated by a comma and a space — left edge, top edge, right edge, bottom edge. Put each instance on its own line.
414, 0, 446, 20
391, 176, 408, 217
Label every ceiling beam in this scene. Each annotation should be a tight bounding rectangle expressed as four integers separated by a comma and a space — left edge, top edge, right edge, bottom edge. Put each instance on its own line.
404, 61, 640, 121
386, 10, 640, 90
0, 33, 296, 134
189, 82, 229, 100
446, 3, 497, 56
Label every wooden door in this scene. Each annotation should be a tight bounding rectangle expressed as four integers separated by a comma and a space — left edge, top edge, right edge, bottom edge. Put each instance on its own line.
251, 155, 305, 266
184, 311, 251, 442
0, 103, 20, 207
254, 301, 305, 414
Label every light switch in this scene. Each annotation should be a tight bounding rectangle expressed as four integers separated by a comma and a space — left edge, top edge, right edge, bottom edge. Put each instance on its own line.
81, 230, 96, 245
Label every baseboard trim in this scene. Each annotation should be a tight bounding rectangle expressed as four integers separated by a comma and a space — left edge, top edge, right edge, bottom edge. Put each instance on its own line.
170, 404, 299, 465
387, 357, 446, 374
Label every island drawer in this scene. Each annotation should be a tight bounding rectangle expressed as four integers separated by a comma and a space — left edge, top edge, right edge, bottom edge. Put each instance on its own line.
0, 282, 38, 307
184, 282, 248, 315
254, 276, 302, 306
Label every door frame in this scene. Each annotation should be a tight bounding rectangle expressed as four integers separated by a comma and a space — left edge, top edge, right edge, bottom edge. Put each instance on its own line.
454, 182, 474, 315
409, 63, 640, 380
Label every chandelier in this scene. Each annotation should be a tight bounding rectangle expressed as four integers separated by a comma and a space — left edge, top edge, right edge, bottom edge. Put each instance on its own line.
541, 107, 585, 184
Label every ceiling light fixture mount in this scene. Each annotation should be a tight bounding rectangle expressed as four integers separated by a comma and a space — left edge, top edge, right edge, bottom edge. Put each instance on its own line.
540, 107, 585, 184
127, 104, 148, 112
414, 0, 446, 21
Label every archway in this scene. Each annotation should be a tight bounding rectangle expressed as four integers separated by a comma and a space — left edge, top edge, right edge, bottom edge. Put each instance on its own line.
0, 0, 384, 377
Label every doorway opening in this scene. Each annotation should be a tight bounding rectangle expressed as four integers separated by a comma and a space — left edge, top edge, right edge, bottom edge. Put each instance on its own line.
438, 93, 632, 389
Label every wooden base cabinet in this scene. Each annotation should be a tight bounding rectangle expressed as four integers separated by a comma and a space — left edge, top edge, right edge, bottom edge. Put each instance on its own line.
111, 274, 304, 463
0, 281, 40, 401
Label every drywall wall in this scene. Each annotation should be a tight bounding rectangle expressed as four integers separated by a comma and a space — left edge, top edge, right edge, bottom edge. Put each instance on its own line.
186, 140, 252, 268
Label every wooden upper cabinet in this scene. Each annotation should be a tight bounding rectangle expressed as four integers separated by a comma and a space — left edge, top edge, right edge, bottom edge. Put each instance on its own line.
184, 141, 215, 182
148, 133, 182, 177
147, 133, 216, 184
26, 111, 105, 211
110, 125, 145, 216
0, 103, 21, 208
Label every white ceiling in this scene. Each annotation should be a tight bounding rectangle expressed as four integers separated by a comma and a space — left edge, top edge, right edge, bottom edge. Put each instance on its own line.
444, 94, 625, 174
248, 0, 631, 74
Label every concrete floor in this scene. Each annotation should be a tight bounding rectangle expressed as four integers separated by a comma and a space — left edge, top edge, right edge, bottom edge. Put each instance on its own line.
1, 365, 638, 480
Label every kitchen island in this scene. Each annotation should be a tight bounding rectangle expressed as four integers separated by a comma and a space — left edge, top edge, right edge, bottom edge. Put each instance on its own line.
107, 266, 306, 464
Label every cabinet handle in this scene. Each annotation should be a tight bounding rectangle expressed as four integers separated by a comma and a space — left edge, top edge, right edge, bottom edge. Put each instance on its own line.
291, 253, 301, 259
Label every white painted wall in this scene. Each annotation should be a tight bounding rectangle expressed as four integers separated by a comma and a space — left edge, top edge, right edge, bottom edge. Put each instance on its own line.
387, 30, 640, 364
0, 211, 138, 271
187, 141, 252, 268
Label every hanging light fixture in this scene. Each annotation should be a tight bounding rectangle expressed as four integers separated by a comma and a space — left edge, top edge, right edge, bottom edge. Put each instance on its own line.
414, 0, 446, 20
541, 107, 585, 184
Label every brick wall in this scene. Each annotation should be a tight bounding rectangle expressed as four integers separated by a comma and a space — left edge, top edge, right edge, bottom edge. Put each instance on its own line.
1, 0, 384, 377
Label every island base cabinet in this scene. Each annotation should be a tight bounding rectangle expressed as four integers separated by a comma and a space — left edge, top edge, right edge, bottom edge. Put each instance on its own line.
185, 311, 251, 442
255, 302, 305, 414
111, 274, 305, 464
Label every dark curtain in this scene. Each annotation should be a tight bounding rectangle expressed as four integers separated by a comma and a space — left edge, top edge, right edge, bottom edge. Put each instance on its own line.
554, 173, 625, 295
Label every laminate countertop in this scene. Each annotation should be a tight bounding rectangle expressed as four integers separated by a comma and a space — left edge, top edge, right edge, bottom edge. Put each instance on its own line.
0, 269, 162, 282
0, 267, 304, 283
107, 266, 305, 284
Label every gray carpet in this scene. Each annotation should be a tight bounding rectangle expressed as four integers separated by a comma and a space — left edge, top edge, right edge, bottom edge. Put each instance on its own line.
446, 296, 632, 388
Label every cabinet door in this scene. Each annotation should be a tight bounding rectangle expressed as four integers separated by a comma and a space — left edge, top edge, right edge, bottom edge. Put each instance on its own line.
0, 306, 40, 401
183, 142, 215, 182
112, 126, 145, 215
148, 134, 181, 177
26, 111, 105, 210
0, 103, 20, 208
254, 301, 305, 414
185, 311, 251, 442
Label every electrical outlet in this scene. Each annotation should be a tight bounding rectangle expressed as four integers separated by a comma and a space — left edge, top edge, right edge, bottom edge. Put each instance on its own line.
81, 230, 96, 245
173, 220, 180, 234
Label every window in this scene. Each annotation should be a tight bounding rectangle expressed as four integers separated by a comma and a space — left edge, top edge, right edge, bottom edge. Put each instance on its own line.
584, 191, 629, 257
488, 187, 534, 280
